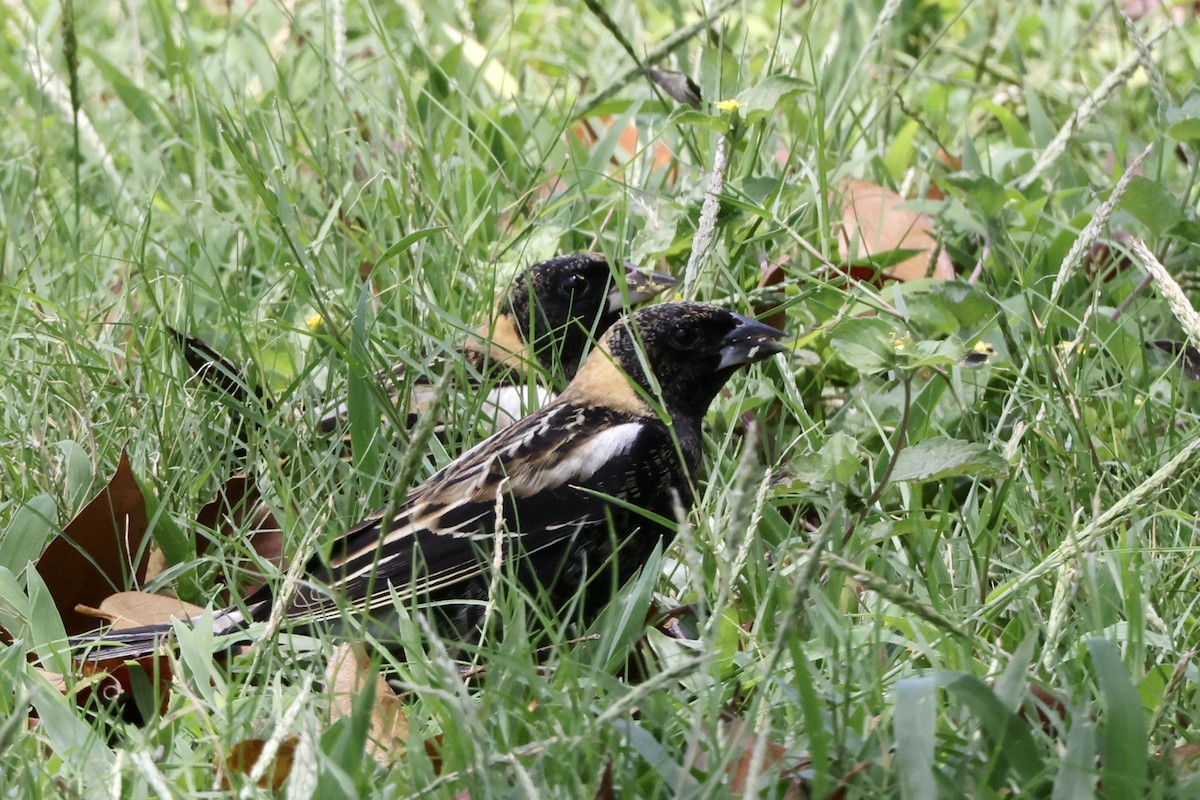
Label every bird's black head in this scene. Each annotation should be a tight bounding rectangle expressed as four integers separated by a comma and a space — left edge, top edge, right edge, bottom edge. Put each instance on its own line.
567, 301, 787, 422
501, 253, 675, 380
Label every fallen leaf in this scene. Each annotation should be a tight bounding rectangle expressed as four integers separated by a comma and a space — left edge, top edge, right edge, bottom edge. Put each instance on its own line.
223, 736, 299, 791
325, 643, 409, 765
76, 591, 204, 630
571, 117, 676, 178
1021, 683, 1069, 740
1122, 0, 1198, 22
754, 254, 791, 331
425, 734, 446, 775
725, 716, 806, 798
142, 548, 170, 584
837, 177, 955, 284
925, 150, 962, 201
36, 450, 152, 635
1167, 743, 1200, 770
39, 654, 173, 725
196, 473, 284, 599
595, 757, 615, 800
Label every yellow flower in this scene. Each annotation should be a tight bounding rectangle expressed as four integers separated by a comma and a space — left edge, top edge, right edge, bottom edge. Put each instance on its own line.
306, 313, 324, 331
715, 99, 742, 113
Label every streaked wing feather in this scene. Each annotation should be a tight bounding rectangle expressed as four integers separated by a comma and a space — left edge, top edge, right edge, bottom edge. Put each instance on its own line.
297, 403, 652, 619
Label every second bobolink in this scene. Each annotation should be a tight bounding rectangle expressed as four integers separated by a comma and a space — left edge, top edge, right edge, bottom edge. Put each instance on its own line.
317, 252, 675, 436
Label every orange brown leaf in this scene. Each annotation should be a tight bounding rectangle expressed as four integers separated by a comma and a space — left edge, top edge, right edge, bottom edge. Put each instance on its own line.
325, 643, 409, 765
77, 591, 204, 630
837, 177, 955, 285
196, 473, 284, 599
36, 450, 152, 635
223, 736, 299, 791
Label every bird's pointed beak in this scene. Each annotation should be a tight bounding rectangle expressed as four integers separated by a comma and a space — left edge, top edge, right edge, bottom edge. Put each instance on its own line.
608, 263, 678, 312
717, 314, 788, 370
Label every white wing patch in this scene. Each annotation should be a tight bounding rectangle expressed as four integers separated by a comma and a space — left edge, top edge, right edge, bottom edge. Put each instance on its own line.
510, 421, 644, 496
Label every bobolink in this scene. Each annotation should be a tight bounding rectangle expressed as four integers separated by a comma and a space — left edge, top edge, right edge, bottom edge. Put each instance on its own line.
316, 253, 676, 436
78, 302, 785, 660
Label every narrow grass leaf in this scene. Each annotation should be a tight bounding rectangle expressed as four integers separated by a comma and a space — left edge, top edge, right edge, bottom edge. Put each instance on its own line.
607, 717, 698, 794
940, 672, 1045, 786
378, 225, 449, 264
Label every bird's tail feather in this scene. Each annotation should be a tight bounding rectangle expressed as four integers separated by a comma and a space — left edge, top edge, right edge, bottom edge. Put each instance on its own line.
70, 606, 254, 662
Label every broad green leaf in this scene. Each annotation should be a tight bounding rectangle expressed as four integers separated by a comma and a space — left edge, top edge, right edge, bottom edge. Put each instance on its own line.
25, 567, 68, 668
1087, 639, 1149, 796
904, 338, 966, 368
138, 474, 200, 603
27, 678, 115, 775
829, 318, 897, 374
56, 440, 92, 513
0, 494, 56, 575
891, 437, 1008, 482
348, 288, 382, 508
895, 676, 937, 800
1052, 714, 1098, 800
941, 174, 1008, 217
1120, 177, 1183, 236
789, 431, 863, 485
940, 672, 1045, 785
607, 717, 698, 793
668, 108, 729, 133
1167, 117, 1200, 141
736, 75, 809, 124
1166, 94, 1200, 141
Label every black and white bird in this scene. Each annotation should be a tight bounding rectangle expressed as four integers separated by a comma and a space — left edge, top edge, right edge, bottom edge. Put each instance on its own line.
316, 253, 676, 437
76, 302, 786, 660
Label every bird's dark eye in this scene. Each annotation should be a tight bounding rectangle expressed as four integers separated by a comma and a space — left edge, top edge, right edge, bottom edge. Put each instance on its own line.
558, 273, 593, 298
668, 325, 699, 349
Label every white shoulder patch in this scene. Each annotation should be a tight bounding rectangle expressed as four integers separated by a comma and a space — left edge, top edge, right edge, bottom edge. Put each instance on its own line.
511, 421, 645, 496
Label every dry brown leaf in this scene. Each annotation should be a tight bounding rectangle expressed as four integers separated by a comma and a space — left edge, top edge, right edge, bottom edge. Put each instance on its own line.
725, 717, 806, 799
36, 667, 123, 709
326, 643, 409, 765
1122, 0, 1199, 21
1167, 742, 1200, 770
36, 449, 152, 635
595, 757, 615, 800
571, 117, 676, 180
837, 177, 955, 285
925, 150, 963, 201
196, 473, 284, 599
142, 548, 170, 584
223, 736, 299, 792
38, 654, 173, 725
754, 254, 791, 331
77, 591, 204, 630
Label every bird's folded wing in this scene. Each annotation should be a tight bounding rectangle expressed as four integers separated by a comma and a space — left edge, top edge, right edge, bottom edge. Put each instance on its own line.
293, 404, 655, 622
